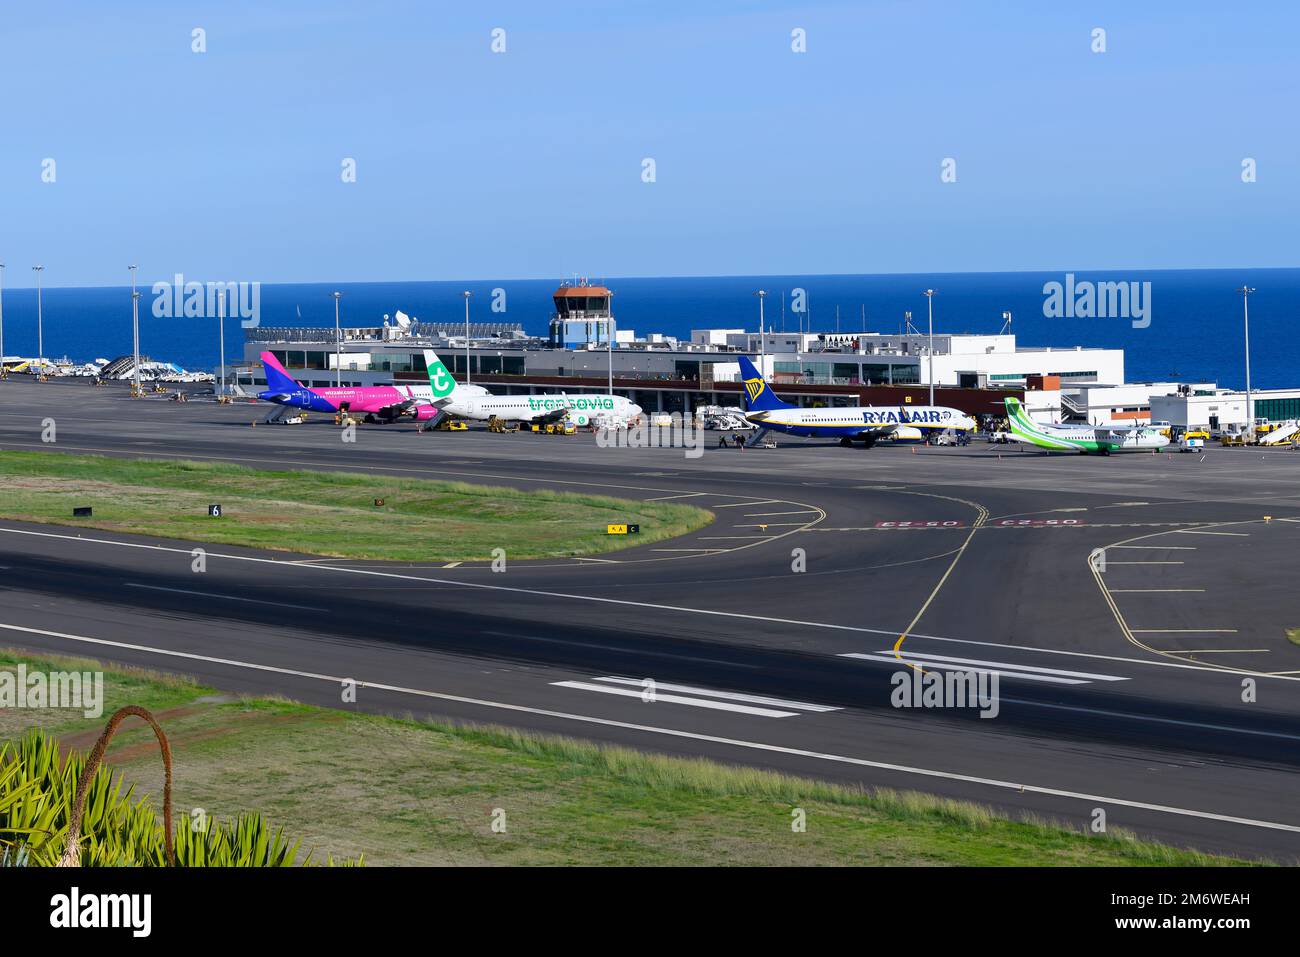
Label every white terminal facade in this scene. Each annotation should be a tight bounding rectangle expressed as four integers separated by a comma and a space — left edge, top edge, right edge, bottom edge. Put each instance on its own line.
239, 282, 1291, 429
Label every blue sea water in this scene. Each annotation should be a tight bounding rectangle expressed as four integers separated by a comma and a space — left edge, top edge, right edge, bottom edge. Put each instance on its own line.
1, 269, 1296, 389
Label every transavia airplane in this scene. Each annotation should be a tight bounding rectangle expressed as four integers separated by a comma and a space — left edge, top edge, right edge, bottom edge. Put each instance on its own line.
737, 355, 976, 447
1003, 397, 1168, 454
256, 351, 487, 424
421, 350, 642, 426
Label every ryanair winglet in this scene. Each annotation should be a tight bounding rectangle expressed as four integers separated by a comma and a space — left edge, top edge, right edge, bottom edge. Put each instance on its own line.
736, 355, 793, 412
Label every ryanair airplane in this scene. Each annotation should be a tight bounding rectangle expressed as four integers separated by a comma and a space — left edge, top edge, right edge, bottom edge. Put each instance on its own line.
737, 355, 977, 447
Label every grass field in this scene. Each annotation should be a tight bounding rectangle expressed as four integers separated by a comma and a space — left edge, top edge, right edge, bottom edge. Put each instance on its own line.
0, 450, 712, 561
0, 649, 1256, 866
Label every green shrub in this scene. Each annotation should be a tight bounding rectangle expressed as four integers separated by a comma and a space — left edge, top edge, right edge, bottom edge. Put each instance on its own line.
0, 729, 353, 866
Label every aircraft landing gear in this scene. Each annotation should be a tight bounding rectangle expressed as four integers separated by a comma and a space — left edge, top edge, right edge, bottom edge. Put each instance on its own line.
839, 437, 853, 448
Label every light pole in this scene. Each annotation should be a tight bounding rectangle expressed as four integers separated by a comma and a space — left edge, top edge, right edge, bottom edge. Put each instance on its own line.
331, 291, 343, 388
129, 265, 140, 395
1238, 285, 1255, 438
462, 290, 472, 384
217, 289, 228, 396
902, 310, 912, 387
922, 289, 937, 405
33, 265, 44, 375
754, 289, 767, 378
606, 311, 616, 397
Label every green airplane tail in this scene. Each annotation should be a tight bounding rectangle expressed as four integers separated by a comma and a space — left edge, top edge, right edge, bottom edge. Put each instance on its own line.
423, 349, 458, 399
1003, 397, 1037, 433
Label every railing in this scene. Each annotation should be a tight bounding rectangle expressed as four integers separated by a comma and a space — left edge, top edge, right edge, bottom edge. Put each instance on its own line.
245, 323, 525, 343
1059, 393, 1088, 420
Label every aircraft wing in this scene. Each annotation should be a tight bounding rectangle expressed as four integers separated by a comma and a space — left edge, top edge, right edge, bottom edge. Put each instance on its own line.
534, 407, 571, 425
858, 424, 898, 437
373, 398, 417, 419
1097, 429, 1132, 443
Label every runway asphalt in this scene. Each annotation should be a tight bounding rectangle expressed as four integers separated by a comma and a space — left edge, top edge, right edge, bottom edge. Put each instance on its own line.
2, 377, 1299, 859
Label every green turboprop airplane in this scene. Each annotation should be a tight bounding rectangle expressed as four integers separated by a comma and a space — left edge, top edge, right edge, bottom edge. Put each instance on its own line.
1003, 397, 1168, 455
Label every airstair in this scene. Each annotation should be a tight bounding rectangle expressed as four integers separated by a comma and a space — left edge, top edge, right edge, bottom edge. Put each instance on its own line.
1259, 421, 1300, 445
1058, 393, 1088, 423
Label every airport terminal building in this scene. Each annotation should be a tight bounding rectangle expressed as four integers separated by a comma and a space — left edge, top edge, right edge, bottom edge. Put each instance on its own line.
234, 281, 1232, 427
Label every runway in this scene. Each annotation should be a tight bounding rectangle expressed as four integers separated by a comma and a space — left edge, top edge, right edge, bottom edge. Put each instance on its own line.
3, 377, 1299, 859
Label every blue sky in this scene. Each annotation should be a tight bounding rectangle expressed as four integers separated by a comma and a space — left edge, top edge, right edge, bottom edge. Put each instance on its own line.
1, 1, 1297, 286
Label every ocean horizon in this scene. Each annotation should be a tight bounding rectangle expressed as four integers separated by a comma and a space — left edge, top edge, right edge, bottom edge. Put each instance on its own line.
1, 267, 1295, 390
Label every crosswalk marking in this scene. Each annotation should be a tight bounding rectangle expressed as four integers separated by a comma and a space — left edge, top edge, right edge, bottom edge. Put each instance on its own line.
840, 650, 1130, 685
551, 677, 841, 718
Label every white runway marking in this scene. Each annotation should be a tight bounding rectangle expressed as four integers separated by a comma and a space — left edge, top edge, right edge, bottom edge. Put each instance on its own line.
585, 676, 841, 712
1106, 561, 1184, 565
842, 651, 1129, 685
550, 682, 800, 717
2, 618, 1295, 836
1111, 545, 1197, 550
1109, 588, 1206, 593
649, 547, 724, 552
4, 525, 1299, 683
123, 582, 317, 611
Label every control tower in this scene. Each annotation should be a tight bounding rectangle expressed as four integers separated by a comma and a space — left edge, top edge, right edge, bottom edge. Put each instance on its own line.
548, 279, 614, 348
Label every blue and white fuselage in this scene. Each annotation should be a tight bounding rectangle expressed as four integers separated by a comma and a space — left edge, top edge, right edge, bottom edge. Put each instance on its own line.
736, 356, 976, 446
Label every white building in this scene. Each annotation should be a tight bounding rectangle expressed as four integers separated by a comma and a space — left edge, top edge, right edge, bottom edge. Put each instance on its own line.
710, 330, 1124, 391
1064, 382, 1214, 426
1151, 387, 1300, 431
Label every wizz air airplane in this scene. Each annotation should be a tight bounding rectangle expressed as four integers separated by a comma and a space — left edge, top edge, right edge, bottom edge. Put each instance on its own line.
1003, 397, 1167, 454
420, 350, 642, 426
256, 351, 486, 424
737, 355, 976, 447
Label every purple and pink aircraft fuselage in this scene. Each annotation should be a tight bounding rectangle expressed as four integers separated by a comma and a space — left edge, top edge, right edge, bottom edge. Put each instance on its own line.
257, 351, 440, 424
